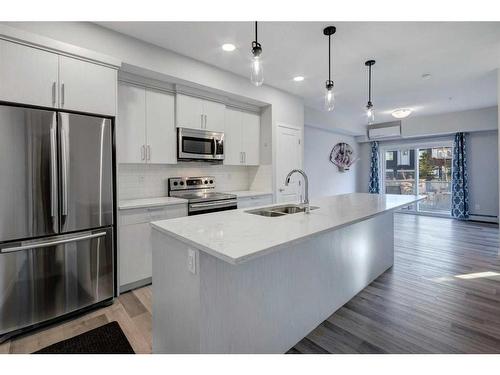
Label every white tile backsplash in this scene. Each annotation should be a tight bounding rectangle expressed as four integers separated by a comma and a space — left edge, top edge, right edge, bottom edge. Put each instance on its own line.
118, 163, 256, 200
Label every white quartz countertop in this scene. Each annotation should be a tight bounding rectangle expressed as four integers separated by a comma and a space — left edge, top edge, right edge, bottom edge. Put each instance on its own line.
224, 190, 273, 198
119, 196, 188, 210
151, 193, 424, 265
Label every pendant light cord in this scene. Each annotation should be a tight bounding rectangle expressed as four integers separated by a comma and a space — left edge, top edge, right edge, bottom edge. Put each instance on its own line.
368, 64, 372, 103
328, 34, 331, 82
255, 21, 258, 43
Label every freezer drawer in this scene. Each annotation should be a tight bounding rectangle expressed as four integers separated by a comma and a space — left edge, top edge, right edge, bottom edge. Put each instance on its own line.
0, 227, 113, 337
59, 112, 113, 233
0, 106, 58, 242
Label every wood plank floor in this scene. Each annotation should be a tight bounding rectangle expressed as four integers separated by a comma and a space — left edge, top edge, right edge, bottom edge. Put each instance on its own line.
1, 214, 499, 354
288, 214, 500, 354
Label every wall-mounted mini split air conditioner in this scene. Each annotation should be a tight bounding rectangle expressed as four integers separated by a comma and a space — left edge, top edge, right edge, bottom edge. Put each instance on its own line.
367, 121, 402, 140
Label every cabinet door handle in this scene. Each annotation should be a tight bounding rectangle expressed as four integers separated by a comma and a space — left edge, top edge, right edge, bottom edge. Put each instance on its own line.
204, 114, 207, 129
147, 145, 151, 161
201, 114, 204, 129
243, 152, 246, 164
60, 82, 65, 107
52, 81, 57, 107
141, 145, 145, 161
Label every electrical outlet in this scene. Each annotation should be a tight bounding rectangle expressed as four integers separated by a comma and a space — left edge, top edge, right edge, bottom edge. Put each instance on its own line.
187, 249, 196, 274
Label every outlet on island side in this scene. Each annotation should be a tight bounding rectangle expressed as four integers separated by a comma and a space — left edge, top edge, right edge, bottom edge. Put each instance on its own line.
188, 249, 196, 274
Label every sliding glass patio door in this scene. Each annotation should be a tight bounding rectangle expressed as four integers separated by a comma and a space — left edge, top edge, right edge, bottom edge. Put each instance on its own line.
382, 142, 453, 216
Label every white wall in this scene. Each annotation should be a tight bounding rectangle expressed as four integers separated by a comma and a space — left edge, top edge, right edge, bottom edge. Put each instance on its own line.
468, 130, 499, 220
304, 126, 358, 198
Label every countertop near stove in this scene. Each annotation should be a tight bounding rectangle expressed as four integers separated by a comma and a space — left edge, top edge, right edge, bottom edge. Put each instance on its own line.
151, 193, 424, 265
118, 197, 188, 210
223, 190, 273, 198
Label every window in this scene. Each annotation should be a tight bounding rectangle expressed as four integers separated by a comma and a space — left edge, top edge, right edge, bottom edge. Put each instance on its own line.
382, 142, 453, 216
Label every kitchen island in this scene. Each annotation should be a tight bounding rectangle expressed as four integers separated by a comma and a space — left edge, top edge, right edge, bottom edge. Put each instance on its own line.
151, 193, 424, 353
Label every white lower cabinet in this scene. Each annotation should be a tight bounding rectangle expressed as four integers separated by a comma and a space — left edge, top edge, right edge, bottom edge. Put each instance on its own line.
118, 204, 187, 292
237, 194, 273, 209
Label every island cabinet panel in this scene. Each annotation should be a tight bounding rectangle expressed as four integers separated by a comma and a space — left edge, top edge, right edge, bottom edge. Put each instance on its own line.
152, 211, 394, 353
119, 204, 187, 293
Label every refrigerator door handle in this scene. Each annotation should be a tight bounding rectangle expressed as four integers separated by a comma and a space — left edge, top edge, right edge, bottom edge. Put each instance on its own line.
49, 114, 58, 228
0, 231, 107, 254
60, 114, 69, 220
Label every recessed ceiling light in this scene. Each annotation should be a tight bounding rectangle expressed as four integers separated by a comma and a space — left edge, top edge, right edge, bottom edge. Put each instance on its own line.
421, 73, 432, 80
293, 76, 304, 82
222, 43, 236, 52
392, 108, 413, 119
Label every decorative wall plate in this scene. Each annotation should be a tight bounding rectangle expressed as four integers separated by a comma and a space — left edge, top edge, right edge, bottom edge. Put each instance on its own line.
330, 142, 358, 172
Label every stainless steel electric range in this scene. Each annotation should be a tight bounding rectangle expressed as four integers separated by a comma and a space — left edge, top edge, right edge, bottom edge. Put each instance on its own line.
168, 176, 237, 216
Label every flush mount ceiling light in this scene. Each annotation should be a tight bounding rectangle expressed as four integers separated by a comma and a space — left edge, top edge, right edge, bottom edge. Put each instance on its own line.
421, 73, 432, 80
391, 108, 413, 119
293, 76, 305, 82
323, 26, 336, 111
365, 59, 376, 125
250, 21, 263, 86
222, 43, 236, 52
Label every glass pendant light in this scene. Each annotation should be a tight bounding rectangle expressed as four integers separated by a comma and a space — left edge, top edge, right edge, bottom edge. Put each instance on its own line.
251, 21, 264, 86
323, 26, 336, 111
365, 60, 376, 124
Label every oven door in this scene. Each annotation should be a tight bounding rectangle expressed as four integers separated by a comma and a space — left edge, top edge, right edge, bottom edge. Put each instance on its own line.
178, 128, 224, 161
188, 199, 237, 216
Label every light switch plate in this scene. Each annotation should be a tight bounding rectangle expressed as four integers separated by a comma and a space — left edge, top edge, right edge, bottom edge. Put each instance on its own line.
187, 249, 196, 274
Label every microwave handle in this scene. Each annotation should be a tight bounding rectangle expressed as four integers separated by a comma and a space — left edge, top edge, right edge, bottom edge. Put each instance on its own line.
213, 138, 217, 158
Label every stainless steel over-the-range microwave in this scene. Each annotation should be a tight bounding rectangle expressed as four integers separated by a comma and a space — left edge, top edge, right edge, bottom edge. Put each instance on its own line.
177, 127, 224, 161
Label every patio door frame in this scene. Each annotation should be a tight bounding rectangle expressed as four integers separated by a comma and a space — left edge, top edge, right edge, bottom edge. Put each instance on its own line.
380, 138, 453, 218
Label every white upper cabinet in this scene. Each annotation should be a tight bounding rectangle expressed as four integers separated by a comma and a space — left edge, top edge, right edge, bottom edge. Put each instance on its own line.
176, 93, 225, 132
203, 99, 225, 132
223, 108, 243, 165
117, 83, 146, 163
224, 107, 260, 166
241, 112, 260, 166
146, 89, 176, 164
176, 94, 204, 130
0, 40, 59, 108
117, 82, 176, 165
59, 55, 117, 116
0, 39, 117, 115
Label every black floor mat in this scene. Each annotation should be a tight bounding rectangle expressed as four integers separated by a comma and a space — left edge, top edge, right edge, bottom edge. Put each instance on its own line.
34, 321, 135, 354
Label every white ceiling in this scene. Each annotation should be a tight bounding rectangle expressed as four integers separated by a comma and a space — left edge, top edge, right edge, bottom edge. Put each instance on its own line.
98, 22, 500, 129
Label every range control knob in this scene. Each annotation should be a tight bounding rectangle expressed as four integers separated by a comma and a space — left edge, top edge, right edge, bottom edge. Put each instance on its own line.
173, 181, 178, 186
180, 181, 184, 186
204, 180, 208, 184
209, 180, 214, 184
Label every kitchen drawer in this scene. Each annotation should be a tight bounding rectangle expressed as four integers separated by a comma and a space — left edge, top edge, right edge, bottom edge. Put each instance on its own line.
119, 204, 188, 225
237, 194, 273, 209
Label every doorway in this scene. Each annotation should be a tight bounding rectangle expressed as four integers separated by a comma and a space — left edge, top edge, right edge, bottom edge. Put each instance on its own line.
276, 124, 302, 203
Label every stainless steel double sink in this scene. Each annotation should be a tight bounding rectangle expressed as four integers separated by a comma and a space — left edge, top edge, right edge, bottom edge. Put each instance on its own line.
245, 204, 319, 217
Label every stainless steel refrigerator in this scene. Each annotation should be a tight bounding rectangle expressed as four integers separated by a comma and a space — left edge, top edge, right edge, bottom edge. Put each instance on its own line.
0, 105, 115, 342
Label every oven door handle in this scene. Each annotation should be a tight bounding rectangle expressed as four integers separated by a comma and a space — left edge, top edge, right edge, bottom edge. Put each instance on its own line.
190, 199, 238, 209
